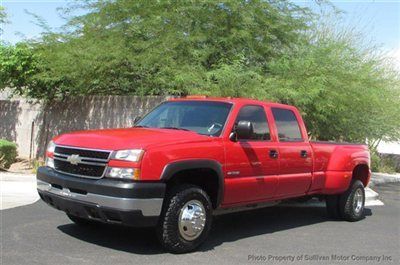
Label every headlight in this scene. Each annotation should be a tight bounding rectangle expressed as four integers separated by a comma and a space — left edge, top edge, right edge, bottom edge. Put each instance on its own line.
46, 157, 55, 169
47, 140, 56, 153
105, 167, 140, 180
111, 149, 144, 162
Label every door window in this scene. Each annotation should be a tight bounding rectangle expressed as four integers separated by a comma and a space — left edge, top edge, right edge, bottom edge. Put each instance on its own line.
235, 105, 270, 140
271, 108, 303, 141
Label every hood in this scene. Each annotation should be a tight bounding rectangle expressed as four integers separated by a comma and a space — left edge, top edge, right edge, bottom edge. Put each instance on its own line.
53, 128, 211, 151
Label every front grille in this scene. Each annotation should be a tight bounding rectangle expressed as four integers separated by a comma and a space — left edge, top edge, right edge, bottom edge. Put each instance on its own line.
54, 146, 110, 160
53, 146, 110, 178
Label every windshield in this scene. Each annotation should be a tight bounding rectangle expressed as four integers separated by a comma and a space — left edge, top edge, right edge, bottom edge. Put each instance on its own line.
136, 101, 232, 136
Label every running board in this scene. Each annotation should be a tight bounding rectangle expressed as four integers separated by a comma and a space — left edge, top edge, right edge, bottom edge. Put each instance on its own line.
213, 201, 281, 216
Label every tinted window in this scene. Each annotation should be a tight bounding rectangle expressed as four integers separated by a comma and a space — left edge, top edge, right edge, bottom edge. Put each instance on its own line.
272, 108, 303, 141
235, 105, 270, 140
137, 101, 232, 136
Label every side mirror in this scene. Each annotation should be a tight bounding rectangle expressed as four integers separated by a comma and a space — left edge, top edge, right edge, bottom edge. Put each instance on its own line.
235, 120, 254, 140
133, 116, 142, 125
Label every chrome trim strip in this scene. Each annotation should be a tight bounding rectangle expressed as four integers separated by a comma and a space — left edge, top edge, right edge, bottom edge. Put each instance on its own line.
53, 156, 107, 166
54, 153, 108, 163
37, 180, 163, 217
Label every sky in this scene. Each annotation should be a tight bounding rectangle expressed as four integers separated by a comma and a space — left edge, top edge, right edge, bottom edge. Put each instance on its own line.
0, 0, 399, 66
298, 0, 400, 68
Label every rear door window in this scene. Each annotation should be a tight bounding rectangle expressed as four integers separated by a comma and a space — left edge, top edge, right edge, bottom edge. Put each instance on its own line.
271, 108, 303, 142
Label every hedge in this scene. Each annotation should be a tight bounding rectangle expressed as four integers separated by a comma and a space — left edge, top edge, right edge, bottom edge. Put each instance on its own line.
0, 139, 18, 169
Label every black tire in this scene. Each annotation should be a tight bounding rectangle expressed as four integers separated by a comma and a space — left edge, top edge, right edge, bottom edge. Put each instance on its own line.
339, 180, 365, 222
157, 184, 212, 254
67, 214, 98, 226
325, 194, 341, 219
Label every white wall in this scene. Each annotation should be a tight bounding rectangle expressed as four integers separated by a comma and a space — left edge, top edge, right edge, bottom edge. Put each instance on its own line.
378, 141, 400, 155
0, 96, 169, 158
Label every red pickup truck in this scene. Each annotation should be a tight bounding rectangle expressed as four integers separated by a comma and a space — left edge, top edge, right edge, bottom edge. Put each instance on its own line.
37, 97, 371, 253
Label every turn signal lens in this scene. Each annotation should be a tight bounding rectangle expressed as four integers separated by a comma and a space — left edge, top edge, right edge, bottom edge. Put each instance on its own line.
46, 157, 55, 169
105, 167, 140, 180
46, 141, 56, 156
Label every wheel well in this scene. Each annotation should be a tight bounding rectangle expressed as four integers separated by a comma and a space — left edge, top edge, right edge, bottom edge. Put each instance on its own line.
352, 164, 370, 187
166, 168, 220, 209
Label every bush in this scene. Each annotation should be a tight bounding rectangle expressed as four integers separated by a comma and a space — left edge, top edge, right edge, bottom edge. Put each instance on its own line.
0, 139, 18, 169
371, 152, 397, 174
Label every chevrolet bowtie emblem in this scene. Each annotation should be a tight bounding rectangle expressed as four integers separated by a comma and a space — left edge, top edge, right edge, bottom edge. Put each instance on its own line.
67, 154, 81, 165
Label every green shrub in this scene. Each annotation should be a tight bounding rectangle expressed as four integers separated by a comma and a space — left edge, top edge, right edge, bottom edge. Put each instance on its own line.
0, 139, 18, 169
371, 152, 397, 174
370, 152, 381, 172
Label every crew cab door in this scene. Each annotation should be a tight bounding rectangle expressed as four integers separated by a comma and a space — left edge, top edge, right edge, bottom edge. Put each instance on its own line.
223, 105, 279, 205
271, 107, 313, 197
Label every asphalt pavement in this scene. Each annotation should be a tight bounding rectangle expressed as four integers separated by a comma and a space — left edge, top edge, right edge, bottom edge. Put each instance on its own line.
1, 182, 399, 265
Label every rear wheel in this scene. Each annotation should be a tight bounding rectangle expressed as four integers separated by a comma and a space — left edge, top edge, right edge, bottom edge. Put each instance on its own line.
325, 180, 365, 221
157, 184, 212, 253
339, 180, 365, 221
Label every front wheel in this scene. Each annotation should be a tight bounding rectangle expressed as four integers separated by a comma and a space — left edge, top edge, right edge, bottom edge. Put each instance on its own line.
157, 184, 212, 253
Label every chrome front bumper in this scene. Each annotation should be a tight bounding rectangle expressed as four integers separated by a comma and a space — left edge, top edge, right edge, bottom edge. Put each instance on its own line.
37, 179, 163, 217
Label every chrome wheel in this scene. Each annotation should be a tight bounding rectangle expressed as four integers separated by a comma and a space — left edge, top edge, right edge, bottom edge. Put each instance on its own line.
178, 200, 206, 241
353, 188, 364, 214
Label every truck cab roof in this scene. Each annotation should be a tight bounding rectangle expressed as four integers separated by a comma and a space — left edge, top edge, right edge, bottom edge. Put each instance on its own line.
169, 96, 295, 110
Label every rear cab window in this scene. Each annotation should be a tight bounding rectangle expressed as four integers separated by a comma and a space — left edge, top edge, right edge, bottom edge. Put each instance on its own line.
271, 108, 303, 142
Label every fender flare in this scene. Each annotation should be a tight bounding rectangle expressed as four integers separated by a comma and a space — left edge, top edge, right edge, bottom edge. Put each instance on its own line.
351, 162, 371, 187
160, 159, 224, 208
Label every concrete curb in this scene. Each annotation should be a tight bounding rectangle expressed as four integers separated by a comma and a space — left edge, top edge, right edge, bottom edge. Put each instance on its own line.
365, 187, 384, 206
0, 172, 39, 210
370, 172, 400, 187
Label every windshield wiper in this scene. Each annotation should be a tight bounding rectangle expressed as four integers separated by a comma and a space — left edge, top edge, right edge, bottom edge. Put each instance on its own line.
160, 126, 190, 131
132, 125, 149, 128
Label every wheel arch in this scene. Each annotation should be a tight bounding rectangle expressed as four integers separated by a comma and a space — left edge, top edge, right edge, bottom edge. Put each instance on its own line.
352, 163, 370, 187
160, 159, 224, 209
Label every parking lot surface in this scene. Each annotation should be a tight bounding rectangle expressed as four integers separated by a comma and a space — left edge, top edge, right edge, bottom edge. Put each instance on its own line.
1, 183, 399, 265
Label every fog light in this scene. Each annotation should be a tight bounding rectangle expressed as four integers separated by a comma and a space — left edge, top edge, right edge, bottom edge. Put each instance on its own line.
106, 167, 140, 180
46, 157, 55, 169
